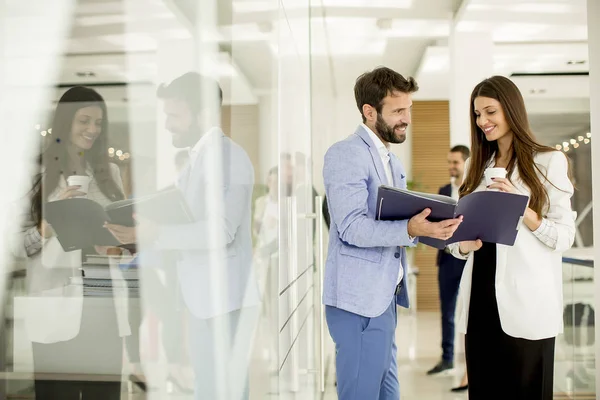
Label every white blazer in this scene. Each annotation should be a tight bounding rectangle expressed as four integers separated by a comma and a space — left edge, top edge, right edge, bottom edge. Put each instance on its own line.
448, 150, 575, 340
10, 163, 131, 343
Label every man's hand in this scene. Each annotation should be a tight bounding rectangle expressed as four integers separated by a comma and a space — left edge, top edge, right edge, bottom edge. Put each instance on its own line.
459, 239, 483, 255
407, 209, 463, 241
104, 214, 159, 245
104, 223, 137, 245
94, 246, 123, 256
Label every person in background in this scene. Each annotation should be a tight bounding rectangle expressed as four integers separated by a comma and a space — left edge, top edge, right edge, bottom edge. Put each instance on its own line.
449, 75, 575, 399
427, 145, 469, 381
105, 72, 260, 400
12, 86, 127, 399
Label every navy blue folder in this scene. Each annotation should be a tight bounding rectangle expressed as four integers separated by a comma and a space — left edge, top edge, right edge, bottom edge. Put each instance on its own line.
376, 185, 529, 249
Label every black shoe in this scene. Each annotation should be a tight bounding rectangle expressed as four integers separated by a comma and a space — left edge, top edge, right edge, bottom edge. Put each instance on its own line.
426, 360, 454, 375
129, 374, 147, 392
451, 384, 468, 392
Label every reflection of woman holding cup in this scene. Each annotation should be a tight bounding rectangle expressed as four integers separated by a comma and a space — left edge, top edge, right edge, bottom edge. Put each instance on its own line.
448, 76, 575, 399
13, 86, 127, 399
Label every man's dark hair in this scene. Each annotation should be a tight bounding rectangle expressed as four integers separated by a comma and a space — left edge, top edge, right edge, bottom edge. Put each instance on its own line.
157, 71, 223, 113
450, 145, 470, 161
354, 66, 419, 123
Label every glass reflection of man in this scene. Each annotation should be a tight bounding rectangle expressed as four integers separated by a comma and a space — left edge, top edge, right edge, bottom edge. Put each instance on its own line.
106, 72, 260, 400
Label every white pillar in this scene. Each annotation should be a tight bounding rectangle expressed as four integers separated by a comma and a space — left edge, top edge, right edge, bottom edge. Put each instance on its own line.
449, 30, 494, 148
586, 1, 600, 396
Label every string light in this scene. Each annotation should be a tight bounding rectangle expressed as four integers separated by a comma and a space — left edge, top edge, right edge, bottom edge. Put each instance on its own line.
556, 134, 591, 153
116, 150, 123, 157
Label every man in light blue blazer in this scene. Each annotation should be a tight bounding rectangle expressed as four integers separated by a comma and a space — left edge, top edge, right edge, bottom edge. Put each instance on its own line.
323, 67, 463, 399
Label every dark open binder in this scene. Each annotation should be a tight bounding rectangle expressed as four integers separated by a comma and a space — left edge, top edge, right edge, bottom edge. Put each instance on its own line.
375, 185, 529, 249
44, 187, 193, 252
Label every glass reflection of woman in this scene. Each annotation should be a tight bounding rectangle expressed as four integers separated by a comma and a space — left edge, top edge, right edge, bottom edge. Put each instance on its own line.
15, 86, 127, 400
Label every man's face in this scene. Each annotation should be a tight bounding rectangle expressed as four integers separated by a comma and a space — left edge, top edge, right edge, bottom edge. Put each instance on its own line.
447, 151, 466, 179
163, 98, 197, 148
374, 91, 412, 144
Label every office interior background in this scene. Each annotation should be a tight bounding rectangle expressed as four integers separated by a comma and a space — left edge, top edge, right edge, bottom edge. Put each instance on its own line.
0, 0, 599, 398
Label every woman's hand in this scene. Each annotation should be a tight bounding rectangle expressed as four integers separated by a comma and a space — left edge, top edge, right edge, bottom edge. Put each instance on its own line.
38, 219, 53, 239
458, 239, 483, 255
487, 177, 517, 193
58, 185, 86, 200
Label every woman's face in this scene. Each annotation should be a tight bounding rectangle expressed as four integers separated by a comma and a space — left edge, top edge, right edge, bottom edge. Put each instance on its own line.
473, 96, 512, 143
70, 106, 103, 151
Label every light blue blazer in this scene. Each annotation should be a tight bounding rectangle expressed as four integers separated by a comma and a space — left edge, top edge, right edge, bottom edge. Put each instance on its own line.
323, 125, 416, 318
152, 129, 260, 319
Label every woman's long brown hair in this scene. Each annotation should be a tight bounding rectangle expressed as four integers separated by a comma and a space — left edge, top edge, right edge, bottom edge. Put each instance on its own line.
29, 86, 124, 227
460, 76, 566, 218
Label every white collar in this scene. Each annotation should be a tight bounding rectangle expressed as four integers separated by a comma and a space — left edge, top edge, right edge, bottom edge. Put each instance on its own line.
361, 123, 389, 156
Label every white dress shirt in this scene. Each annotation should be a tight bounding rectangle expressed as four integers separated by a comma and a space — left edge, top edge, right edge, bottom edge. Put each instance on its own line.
362, 123, 404, 285
450, 178, 460, 201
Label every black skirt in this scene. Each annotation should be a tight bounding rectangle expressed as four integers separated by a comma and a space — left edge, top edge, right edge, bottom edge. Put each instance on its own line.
465, 242, 555, 400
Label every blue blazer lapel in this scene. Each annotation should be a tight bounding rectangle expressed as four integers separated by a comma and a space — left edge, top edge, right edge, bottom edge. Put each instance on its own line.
355, 126, 388, 185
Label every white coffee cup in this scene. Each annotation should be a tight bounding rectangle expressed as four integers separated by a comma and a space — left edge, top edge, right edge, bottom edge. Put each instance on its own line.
67, 175, 91, 197
484, 167, 507, 189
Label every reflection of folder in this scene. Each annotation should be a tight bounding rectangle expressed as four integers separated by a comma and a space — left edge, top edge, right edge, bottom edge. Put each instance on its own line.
376, 185, 529, 249
44, 187, 193, 252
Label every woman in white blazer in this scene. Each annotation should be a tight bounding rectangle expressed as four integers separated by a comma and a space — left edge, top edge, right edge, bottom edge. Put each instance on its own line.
449, 76, 575, 400
13, 86, 128, 399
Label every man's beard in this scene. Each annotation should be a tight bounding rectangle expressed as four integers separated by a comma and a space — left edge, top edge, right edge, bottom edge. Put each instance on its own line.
375, 113, 407, 144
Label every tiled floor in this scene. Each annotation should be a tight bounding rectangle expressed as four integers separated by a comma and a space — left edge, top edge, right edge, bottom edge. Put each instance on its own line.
7, 310, 596, 399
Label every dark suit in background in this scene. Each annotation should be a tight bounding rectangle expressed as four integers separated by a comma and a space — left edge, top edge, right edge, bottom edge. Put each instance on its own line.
437, 183, 467, 364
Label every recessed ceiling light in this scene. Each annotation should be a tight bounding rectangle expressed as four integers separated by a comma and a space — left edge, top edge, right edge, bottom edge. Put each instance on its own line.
376, 18, 393, 30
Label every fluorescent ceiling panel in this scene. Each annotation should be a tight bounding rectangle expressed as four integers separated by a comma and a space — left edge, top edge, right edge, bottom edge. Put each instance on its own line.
233, 0, 412, 13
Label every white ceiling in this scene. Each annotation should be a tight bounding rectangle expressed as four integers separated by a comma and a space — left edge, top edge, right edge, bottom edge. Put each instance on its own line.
9, 0, 593, 148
